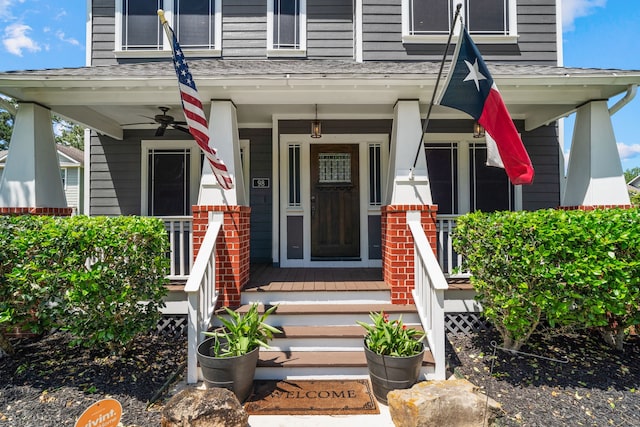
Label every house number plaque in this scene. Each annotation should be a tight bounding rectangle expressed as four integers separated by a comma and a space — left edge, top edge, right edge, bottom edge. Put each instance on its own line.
252, 178, 270, 189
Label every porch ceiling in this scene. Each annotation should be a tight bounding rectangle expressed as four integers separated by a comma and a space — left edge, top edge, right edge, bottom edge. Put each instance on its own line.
1, 59, 639, 140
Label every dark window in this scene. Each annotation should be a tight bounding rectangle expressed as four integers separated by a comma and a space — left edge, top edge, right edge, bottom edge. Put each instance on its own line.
469, 143, 513, 212
175, 0, 216, 49
410, 0, 451, 35
467, 0, 507, 35
408, 0, 509, 36
274, 0, 300, 49
369, 144, 382, 206
148, 149, 191, 216
288, 145, 301, 206
425, 143, 457, 214
123, 0, 163, 50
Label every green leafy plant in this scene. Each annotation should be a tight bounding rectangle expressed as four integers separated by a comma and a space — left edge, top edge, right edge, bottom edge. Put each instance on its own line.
357, 311, 424, 357
204, 303, 281, 357
0, 215, 169, 354
453, 208, 640, 351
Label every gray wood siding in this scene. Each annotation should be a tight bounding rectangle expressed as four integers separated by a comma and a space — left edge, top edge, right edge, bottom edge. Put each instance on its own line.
91, 0, 117, 66
362, 0, 558, 64
91, 0, 556, 63
222, 0, 268, 58
240, 128, 273, 262
426, 119, 560, 210
90, 131, 141, 215
520, 123, 561, 210
90, 130, 193, 216
307, 0, 354, 59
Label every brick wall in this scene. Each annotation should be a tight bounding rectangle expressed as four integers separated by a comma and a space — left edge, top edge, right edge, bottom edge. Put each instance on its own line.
381, 204, 438, 305
192, 205, 251, 308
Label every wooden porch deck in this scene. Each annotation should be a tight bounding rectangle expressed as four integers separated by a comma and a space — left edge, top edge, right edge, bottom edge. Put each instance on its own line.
244, 264, 472, 292
245, 264, 389, 292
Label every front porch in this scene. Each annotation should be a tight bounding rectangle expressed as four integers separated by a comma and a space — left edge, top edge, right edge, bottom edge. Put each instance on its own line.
158, 207, 479, 385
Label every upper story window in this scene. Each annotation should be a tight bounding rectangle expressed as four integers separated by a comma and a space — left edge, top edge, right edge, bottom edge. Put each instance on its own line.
116, 0, 221, 57
174, 0, 218, 49
267, 0, 307, 57
402, 0, 518, 44
121, 0, 163, 50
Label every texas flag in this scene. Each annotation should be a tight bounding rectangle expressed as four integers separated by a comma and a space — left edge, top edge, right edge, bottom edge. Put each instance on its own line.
438, 27, 534, 185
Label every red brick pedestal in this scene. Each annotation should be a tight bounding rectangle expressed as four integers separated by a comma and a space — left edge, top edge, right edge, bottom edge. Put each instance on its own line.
381, 205, 438, 305
0, 207, 73, 216
192, 205, 251, 308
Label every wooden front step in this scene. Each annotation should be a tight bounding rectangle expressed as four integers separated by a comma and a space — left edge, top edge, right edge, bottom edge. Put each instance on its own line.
256, 350, 435, 380
213, 300, 433, 380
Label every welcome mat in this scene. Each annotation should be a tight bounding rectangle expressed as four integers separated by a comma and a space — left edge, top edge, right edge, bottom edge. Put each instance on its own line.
244, 379, 379, 415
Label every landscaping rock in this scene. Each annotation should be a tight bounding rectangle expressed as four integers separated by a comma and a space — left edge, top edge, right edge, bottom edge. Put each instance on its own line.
161, 387, 249, 427
387, 378, 503, 427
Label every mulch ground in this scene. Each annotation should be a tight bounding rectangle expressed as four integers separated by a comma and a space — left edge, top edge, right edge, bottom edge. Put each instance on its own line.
447, 329, 640, 426
1, 328, 639, 426
0, 332, 186, 426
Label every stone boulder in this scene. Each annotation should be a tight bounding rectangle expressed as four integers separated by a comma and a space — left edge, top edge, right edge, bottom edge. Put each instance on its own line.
161, 387, 249, 427
387, 379, 503, 427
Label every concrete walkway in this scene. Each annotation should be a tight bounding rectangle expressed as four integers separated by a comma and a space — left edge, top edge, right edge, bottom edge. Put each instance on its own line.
248, 403, 394, 427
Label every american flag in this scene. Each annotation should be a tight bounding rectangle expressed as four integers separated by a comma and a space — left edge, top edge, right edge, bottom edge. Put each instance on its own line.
163, 23, 233, 190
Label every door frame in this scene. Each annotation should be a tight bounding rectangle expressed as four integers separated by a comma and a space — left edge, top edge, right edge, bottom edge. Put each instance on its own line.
278, 134, 389, 267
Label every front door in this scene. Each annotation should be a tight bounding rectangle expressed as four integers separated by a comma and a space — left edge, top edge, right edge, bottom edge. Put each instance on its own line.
310, 144, 360, 259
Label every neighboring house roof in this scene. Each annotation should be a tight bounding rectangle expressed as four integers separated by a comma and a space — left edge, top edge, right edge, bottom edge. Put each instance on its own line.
56, 144, 84, 166
628, 175, 640, 193
0, 145, 83, 167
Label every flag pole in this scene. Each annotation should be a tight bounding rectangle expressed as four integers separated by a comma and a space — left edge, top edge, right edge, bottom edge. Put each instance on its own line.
410, 3, 462, 175
158, 9, 171, 42
156, 8, 234, 190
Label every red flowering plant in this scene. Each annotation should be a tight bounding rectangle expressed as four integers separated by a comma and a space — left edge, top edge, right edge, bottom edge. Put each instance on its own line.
357, 311, 425, 357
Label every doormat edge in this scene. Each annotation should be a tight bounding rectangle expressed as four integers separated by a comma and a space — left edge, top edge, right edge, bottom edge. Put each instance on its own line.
244, 379, 380, 416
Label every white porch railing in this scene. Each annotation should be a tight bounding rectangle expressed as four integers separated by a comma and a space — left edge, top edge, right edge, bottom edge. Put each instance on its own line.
436, 214, 469, 277
184, 212, 223, 384
407, 211, 449, 380
159, 216, 194, 280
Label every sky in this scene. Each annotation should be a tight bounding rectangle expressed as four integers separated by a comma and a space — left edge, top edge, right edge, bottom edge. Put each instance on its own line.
0, 0, 639, 172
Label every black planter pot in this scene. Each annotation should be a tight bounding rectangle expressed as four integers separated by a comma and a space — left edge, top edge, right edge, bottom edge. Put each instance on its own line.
363, 343, 424, 404
196, 337, 259, 402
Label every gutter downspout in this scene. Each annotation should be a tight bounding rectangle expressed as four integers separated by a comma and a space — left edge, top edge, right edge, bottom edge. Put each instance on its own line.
609, 84, 638, 116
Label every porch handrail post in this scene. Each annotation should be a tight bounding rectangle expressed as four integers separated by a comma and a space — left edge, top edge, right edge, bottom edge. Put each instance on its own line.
407, 211, 448, 380
184, 213, 223, 384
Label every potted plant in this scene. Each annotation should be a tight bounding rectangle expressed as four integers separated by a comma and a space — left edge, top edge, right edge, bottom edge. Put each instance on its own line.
196, 303, 281, 402
357, 311, 425, 404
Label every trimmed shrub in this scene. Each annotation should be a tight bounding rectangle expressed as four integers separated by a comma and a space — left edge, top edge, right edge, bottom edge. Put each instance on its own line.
452, 208, 640, 351
0, 215, 169, 354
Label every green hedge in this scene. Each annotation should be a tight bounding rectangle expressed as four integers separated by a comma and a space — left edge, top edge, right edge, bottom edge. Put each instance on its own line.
0, 215, 169, 354
452, 208, 640, 351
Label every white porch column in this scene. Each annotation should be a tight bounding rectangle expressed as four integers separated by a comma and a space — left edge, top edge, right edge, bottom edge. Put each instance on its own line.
562, 100, 630, 207
384, 100, 433, 205
197, 100, 246, 206
0, 102, 66, 208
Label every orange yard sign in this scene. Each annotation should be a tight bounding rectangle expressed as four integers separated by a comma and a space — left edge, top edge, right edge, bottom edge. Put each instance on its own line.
74, 398, 122, 427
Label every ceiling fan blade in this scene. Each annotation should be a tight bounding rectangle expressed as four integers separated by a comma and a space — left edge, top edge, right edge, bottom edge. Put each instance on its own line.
155, 125, 166, 137
172, 124, 191, 134
122, 121, 154, 126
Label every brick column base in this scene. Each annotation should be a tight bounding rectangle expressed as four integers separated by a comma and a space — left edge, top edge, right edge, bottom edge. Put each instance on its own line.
192, 205, 251, 308
382, 204, 438, 305
0, 207, 73, 216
